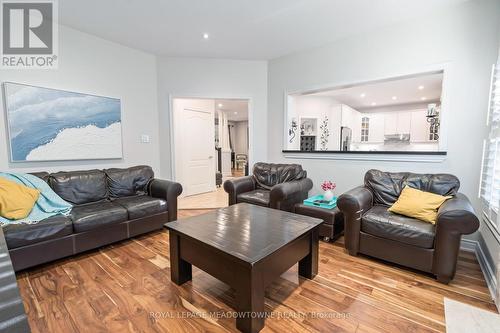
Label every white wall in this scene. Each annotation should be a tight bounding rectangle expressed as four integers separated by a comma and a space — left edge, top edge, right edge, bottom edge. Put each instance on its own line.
268, 0, 500, 238
0, 26, 160, 174
156, 57, 268, 179
289, 96, 342, 150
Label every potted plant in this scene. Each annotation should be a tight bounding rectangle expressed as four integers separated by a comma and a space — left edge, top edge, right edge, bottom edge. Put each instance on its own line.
321, 180, 336, 202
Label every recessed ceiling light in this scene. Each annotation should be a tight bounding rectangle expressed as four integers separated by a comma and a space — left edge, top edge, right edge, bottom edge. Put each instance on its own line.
392, 96, 397, 100
203, 33, 209, 39
218, 103, 223, 108
360, 93, 366, 98
234, 112, 238, 115
418, 85, 424, 90
371, 102, 377, 106
421, 96, 427, 101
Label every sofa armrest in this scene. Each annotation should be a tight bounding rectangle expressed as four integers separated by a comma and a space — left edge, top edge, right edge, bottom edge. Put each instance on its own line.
337, 186, 374, 218
433, 193, 480, 283
436, 193, 480, 235
270, 178, 313, 202
223, 176, 255, 205
149, 179, 183, 221
337, 186, 373, 255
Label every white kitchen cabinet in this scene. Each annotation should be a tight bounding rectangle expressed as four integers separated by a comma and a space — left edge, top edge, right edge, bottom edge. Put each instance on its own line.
410, 110, 430, 142
352, 112, 362, 143
341, 105, 362, 142
384, 113, 398, 135
368, 114, 385, 142
398, 112, 412, 133
384, 112, 411, 135
354, 113, 385, 143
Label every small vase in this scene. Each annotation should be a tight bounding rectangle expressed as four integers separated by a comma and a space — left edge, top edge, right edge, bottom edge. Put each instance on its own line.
323, 190, 334, 202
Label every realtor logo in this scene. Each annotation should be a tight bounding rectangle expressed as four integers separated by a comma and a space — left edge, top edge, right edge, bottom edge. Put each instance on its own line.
1, 0, 58, 68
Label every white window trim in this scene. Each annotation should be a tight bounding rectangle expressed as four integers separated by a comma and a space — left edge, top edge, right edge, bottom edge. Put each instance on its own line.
479, 61, 500, 231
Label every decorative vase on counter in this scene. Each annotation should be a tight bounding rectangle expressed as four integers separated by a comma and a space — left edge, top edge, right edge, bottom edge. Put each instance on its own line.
323, 189, 334, 201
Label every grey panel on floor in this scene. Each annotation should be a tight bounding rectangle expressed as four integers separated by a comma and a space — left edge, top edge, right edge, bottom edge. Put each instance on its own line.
0, 228, 31, 333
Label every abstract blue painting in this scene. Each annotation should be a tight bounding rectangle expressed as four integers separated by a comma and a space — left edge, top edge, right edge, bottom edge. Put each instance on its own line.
3, 82, 123, 162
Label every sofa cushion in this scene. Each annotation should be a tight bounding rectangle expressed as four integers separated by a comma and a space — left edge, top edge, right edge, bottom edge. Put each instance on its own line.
3, 215, 73, 249
237, 189, 270, 207
361, 205, 436, 249
104, 166, 154, 198
253, 162, 307, 190
365, 169, 460, 206
113, 195, 167, 219
49, 169, 108, 205
70, 202, 128, 233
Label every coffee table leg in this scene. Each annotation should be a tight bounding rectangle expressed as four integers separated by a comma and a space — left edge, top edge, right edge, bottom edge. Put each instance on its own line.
169, 231, 192, 285
299, 227, 319, 279
236, 271, 265, 333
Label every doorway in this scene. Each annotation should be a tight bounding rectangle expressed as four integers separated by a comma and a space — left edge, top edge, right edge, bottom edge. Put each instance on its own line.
215, 99, 250, 180
172, 97, 249, 208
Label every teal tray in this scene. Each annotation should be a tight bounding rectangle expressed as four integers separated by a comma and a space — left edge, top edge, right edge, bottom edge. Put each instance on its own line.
303, 195, 337, 209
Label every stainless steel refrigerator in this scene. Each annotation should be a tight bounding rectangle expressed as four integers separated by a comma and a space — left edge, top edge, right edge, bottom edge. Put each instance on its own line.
340, 126, 352, 151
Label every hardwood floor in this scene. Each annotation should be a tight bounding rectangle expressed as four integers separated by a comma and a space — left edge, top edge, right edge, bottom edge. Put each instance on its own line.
16, 209, 497, 333
178, 169, 245, 209
178, 187, 228, 210
232, 168, 245, 178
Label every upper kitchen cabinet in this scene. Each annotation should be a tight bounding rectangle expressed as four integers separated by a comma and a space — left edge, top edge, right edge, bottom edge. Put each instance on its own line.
398, 112, 412, 134
284, 70, 445, 153
367, 114, 385, 143
384, 113, 398, 135
384, 112, 411, 135
410, 110, 432, 142
350, 113, 385, 143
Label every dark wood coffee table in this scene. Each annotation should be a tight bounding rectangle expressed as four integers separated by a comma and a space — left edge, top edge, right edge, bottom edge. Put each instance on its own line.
165, 203, 323, 333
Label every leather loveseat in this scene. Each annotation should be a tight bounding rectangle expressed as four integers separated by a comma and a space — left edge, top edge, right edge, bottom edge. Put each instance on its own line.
224, 162, 313, 212
337, 169, 479, 283
3, 165, 182, 271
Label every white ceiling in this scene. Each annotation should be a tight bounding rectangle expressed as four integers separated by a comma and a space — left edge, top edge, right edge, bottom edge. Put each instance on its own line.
308, 72, 443, 111
59, 0, 467, 60
215, 99, 248, 121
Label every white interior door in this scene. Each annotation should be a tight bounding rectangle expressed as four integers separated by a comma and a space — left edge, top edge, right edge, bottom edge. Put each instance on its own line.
174, 99, 215, 196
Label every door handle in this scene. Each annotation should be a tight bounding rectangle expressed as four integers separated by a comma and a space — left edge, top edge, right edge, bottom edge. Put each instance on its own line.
208, 156, 214, 159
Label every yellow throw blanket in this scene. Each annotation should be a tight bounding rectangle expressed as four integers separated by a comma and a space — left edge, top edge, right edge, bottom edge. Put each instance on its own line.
0, 177, 40, 220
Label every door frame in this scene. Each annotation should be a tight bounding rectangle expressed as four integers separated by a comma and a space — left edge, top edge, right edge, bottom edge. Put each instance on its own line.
169, 94, 253, 189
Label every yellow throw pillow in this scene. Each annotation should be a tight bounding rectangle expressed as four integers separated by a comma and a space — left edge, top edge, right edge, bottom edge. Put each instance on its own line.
388, 186, 451, 224
0, 177, 40, 220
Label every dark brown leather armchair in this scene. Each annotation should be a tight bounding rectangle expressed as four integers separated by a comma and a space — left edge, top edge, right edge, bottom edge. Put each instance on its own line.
224, 162, 313, 212
337, 169, 479, 284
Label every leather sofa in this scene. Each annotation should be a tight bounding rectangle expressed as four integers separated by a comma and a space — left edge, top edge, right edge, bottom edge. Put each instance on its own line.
3, 165, 182, 271
224, 162, 313, 212
337, 169, 479, 283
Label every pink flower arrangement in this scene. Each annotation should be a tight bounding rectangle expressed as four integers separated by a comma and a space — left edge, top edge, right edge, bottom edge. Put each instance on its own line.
321, 180, 336, 192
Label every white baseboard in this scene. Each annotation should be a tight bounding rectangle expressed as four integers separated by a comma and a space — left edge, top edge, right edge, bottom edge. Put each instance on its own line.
460, 238, 477, 252
460, 239, 498, 308
475, 242, 498, 308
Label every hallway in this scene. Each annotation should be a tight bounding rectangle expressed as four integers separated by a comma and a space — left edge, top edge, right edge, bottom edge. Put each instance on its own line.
177, 168, 244, 209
